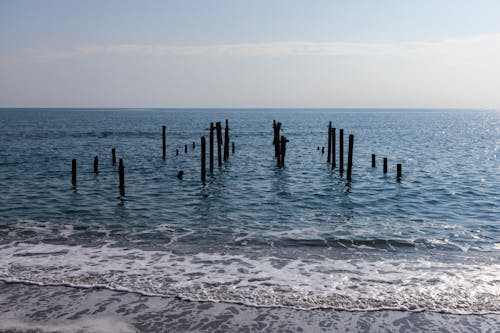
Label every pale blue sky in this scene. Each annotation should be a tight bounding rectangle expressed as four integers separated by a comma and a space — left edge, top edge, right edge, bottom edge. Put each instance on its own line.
1, 0, 500, 108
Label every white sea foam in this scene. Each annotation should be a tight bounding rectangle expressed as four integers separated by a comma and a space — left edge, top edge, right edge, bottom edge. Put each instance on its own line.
0, 242, 499, 314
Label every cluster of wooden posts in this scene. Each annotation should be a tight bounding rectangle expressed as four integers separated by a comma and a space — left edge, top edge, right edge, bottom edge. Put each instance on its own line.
321, 121, 355, 182
272, 120, 287, 167
71, 147, 125, 195
70, 119, 403, 197
71, 119, 234, 195
200, 119, 233, 184
371, 154, 402, 181
322, 121, 402, 181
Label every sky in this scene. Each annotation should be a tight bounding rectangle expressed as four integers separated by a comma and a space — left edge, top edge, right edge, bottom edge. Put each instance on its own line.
1, 0, 500, 108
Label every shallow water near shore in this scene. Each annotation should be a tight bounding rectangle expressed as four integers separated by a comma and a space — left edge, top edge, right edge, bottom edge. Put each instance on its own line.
0, 108, 499, 329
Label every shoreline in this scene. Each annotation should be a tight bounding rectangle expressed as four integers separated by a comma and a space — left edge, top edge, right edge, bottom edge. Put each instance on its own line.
1, 281, 498, 333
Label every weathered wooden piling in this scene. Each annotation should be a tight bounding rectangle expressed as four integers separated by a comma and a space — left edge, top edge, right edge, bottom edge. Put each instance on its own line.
339, 129, 344, 174
210, 122, 214, 172
347, 134, 354, 182
162, 126, 166, 160
176, 149, 179, 156
71, 159, 77, 186
192, 141, 195, 149
332, 127, 336, 168
397, 163, 402, 181
383, 157, 388, 174
232, 142, 235, 154
112, 148, 116, 166
327, 122, 332, 163
274, 122, 281, 159
216, 122, 222, 167
93, 156, 98, 175
185, 144, 187, 154
201, 137, 206, 183
274, 122, 282, 166
224, 119, 229, 162
273, 120, 277, 155
118, 158, 125, 195
280, 136, 287, 167
321, 147, 324, 154
273, 120, 276, 154
372, 154, 376, 168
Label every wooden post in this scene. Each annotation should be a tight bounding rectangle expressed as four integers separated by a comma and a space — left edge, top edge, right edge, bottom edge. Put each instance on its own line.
162, 126, 166, 160
210, 122, 214, 173
224, 119, 229, 162
176, 149, 179, 156
201, 137, 206, 183
119, 158, 125, 195
347, 134, 354, 182
321, 147, 324, 154
274, 122, 281, 160
216, 122, 222, 167
93, 156, 98, 175
397, 163, 402, 181
327, 122, 332, 163
372, 154, 376, 168
275, 122, 281, 167
112, 148, 116, 166
273, 120, 277, 156
280, 136, 286, 167
332, 127, 336, 168
185, 144, 187, 154
71, 159, 77, 186
339, 129, 344, 174
383, 157, 388, 174
232, 142, 235, 154
192, 141, 195, 149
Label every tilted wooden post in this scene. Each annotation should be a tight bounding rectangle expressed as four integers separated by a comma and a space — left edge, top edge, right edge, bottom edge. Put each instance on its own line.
112, 148, 116, 166
347, 134, 354, 182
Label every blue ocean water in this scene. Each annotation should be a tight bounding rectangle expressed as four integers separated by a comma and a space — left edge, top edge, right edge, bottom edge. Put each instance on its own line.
0, 108, 498, 314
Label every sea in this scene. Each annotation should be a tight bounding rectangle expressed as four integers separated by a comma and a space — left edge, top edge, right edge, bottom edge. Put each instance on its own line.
0, 108, 498, 332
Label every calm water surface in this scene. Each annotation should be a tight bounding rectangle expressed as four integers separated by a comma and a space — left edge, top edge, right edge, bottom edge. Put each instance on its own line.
0, 108, 498, 314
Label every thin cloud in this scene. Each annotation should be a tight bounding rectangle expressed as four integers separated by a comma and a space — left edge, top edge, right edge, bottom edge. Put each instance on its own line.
6, 34, 500, 63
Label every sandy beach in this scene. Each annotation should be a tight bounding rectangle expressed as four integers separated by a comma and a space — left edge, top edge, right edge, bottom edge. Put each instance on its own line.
1, 281, 498, 333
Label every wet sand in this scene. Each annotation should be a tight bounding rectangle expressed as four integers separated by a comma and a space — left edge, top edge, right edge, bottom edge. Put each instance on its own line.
0, 281, 498, 332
